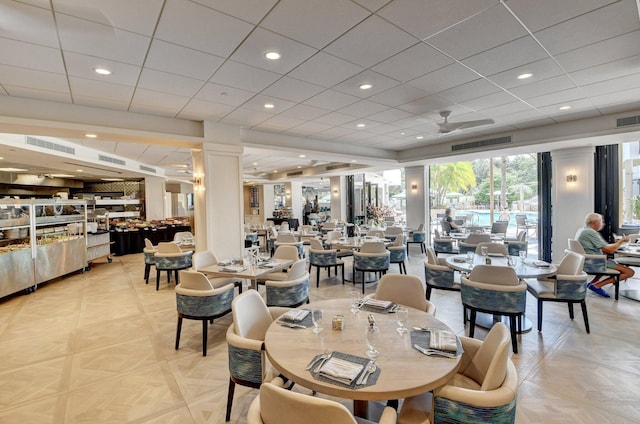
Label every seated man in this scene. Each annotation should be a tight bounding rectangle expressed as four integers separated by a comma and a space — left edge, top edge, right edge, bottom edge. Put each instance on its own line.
444, 207, 461, 232
575, 212, 634, 297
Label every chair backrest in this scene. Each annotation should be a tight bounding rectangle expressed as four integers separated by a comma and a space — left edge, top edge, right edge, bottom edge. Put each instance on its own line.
173, 231, 194, 243
516, 230, 527, 241
287, 259, 307, 280
276, 233, 296, 243
309, 238, 324, 250
300, 225, 313, 232
157, 241, 182, 253
440, 220, 452, 234
326, 230, 342, 242
273, 245, 299, 261
360, 241, 386, 253
192, 250, 219, 270
490, 221, 508, 235
416, 223, 424, 232
515, 215, 527, 226
385, 226, 403, 235
557, 250, 585, 275
567, 238, 586, 254
475, 242, 508, 256
390, 233, 405, 246
257, 381, 358, 424
468, 265, 519, 286
231, 290, 273, 341
426, 247, 438, 265
374, 274, 433, 313
462, 322, 511, 390
465, 233, 491, 244
279, 221, 289, 231
367, 229, 386, 238
176, 270, 214, 292
144, 238, 155, 249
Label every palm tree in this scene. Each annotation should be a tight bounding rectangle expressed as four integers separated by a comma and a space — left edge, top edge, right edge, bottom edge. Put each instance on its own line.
431, 162, 477, 207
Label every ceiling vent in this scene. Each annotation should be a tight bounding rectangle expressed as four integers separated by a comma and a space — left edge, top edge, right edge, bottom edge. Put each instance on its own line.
325, 163, 351, 171
286, 170, 304, 177
26, 136, 75, 155
451, 136, 512, 152
139, 165, 156, 173
98, 154, 126, 166
617, 115, 640, 128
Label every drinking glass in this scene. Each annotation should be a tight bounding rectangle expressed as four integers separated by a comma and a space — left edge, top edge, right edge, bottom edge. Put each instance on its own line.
311, 309, 324, 333
365, 325, 380, 358
466, 251, 474, 263
480, 246, 488, 256
395, 306, 409, 334
519, 250, 527, 264
349, 290, 361, 313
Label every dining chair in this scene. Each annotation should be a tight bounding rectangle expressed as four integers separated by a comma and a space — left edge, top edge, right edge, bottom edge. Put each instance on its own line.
308, 242, 345, 287
567, 238, 620, 300
440, 220, 453, 235
326, 230, 353, 258
372, 274, 436, 315
274, 233, 304, 258
525, 250, 590, 333
265, 259, 310, 308
154, 242, 193, 290
475, 241, 508, 256
247, 377, 397, 424
458, 233, 491, 255
424, 247, 460, 300
504, 231, 528, 256
490, 221, 508, 237
173, 231, 194, 244
407, 228, 427, 255
461, 265, 527, 353
366, 229, 386, 238
353, 241, 390, 294
432, 229, 457, 255
384, 225, 403, 241
258, 245, 299, 284
142, 238, 157, 285
174, 270, 234, 356
388, 233, 407, 274
279, 221, 290, 232
192, 250, 243, 292
399, 323, 517, 424
515, 214, 536, 237
225, 291, 292, 422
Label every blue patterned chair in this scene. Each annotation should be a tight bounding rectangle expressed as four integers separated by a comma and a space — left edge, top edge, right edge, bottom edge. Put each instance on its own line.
568, 238, 620, 300
462, 265, 526, 353
308, 239, 345, 287
143, 238, 156, 285
265, 260, 310, 307
175, 270, 234, 356
525, 251, 590, 332
399, 323, 517, 424
387, 233, 407, 274
274, 233, 304, 259
353, 241, 390, 294
504, 230, 528, 256
226, 291, 292, 422
432, 229, 457, 255
458, 233, 491, 255
424, 247, 460, 300
154, 242, 193, 291
407, 228, 427, 254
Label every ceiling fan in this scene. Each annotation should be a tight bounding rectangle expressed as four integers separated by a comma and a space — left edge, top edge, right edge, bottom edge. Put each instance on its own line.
436, 111, 495, 134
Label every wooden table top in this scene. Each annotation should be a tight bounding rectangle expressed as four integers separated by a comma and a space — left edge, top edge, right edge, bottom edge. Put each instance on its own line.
198, 258, 293, 281
265, 298, 461, 402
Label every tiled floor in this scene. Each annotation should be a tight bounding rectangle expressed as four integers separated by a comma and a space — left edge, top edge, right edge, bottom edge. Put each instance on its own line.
0, 249, 639, 423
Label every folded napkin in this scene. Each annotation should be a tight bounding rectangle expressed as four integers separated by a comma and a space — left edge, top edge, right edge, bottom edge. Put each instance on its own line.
220, 266, 246, 273
364, 299, 393, 309
533, 261, 550, 267
319, 357, 364, 384
453, 257, 467, 263
280, 309, 309, 323
429, 329, 459, 352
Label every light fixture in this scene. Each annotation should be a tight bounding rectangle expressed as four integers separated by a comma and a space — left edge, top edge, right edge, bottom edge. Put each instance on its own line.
517, 72, 533, 80
566, 173, 577, 183
411, 183, 418, 190
559, 105, 571, 110
359, 83, 372, 90
76, 169, 83, 172
101, 178, 124, 182
264, 103, 275, 109
0, 167, 27, 172
85, 133, 97, 138
357, 123, 365, 128
297, 165, 302, 168
265, 51, 281, 60
416, 136, 424, 140
94, 67, 111, 75
333, 188, 338, 195
299, 154, 306, 158
193, 174, 204, 191
351, 160, 357, 163
253, 162, 258, 166
400, 132, 406, 136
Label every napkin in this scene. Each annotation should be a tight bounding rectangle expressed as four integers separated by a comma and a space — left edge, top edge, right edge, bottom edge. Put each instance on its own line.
280, 309, 309, 323
220, 266, 246, 273
429, 329, 459, 352
319, 357, 364, 384
364, 299, 393, 309
533, 261, 550, 267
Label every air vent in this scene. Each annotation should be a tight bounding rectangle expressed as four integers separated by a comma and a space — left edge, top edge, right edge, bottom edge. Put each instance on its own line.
617, 115, 640, 127
98, 154, 126, 166
451, 136, 512, 152
325, 163, 351, 171
26, 136, 75, 155
286, 170, 304, 177
139, 165, 156, 173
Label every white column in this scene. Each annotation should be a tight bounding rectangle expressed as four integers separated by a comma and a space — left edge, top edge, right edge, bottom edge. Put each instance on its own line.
330, 176, 345, 221
262, 184, 275, 221
405, 166, 428, 231
287, 181, 303, 222
551, 146, 595, 262
144, 176, 166, 221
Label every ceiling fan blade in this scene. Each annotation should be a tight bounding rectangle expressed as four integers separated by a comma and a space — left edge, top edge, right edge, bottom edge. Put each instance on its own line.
451, 119, 495, 130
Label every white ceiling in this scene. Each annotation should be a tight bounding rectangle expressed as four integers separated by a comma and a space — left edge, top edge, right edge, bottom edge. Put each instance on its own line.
1, 0, 640, 181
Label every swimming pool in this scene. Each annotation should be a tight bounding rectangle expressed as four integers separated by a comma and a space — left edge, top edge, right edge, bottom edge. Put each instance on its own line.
455, 210, 538, 228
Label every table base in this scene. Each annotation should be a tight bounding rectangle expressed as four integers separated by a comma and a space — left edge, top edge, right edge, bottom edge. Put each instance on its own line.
473, 312, 532, 334
620, 289, 640, 302
344, 271, 379, 284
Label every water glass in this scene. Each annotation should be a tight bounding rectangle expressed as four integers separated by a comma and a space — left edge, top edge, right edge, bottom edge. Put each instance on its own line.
395, 306, 409, 334
519, 250, 527, 264
349, 290, 361, 313
466, 251, 474, 263
480, 246, 488, 256
365, 325, 380, 358
311, 309, 324, 333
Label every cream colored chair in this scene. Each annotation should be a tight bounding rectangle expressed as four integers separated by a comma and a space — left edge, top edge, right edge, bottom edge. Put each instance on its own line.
175, 270, 234, 356
367, 229, 386, 238
192, 250, 242, 292
475, 242, 508, 256
399, 323, 517, 424
568, 238, 620, 300
458, 233, 491, 255
372, 274, 436, 315
265, 259, 310, 308
225, 291, 291, 422
154, 242, 193, 290
258, 245, 300, 283
173, 231, 194, 244
388, 233, 407, 274
143, 238, 157, 285
248, 377, 397, 424
431, 229, 456, 255
326, 230, 353, 258
353, 241, 390, 294
274, 232, 304, 258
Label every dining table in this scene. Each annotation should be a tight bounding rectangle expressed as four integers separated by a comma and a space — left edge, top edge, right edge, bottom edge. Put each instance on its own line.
326, 237, 393, 283
614, 245, 640, 302
445, 253, 557, 333
264, 298, 461, 419
197, 258, 293, 290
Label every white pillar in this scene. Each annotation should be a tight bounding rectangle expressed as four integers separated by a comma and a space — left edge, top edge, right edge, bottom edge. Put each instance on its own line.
144, 176, 166, 221
262, 184, 275, 221
287, 181, 303, 222
405, 166, 428, 232
551, 146, 595, 262
330, 176, 346, 221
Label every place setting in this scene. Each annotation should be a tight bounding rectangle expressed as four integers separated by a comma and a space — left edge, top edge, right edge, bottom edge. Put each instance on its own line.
276, 309, 313, 329
410, 327, 463, 359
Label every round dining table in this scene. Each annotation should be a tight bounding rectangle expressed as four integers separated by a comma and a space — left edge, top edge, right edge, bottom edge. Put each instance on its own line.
264, 298, 461, 419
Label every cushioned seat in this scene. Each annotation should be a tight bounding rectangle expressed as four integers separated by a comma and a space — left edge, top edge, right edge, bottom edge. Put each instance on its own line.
308, 239, 345, 286
353, 241, 390, 294
372, 274, 436, 315
458, 233, 491, 255
192, 250, 242, 292
431, 229, 457, 255
424, 247, 459, 300
154, 242, 193, 291
265, 260, 310, 308
504, 231, 527, 256
388, 233, 407, 274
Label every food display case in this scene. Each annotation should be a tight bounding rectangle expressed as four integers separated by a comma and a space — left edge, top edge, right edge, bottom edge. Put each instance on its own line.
0, 199, 88, 298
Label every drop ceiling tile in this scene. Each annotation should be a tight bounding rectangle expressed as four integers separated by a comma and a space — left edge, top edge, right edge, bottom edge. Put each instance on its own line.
338, 100, 388, 118
3, 86, 71, 103
155, 0, 254, 57
480, 100, 534, 118
579, 71, 640, 98
288, 52, 364, 88
351, 0, 392, 12
569, 55, 640, 86
319, 126, 356, 138
69, 76, 135, 102
137, 68, 203, 97
485, 58, 565, 89
219, 107, 273, 127
525, 87, 585, 108
289, 121, 333, 134
463, 91, 521, 111
396, 93, 455, 115
129, 88, 191, 115
195, 82, 255, 107
367, 85, 431, 108
256, 115, 306, 132
0, 1, 59, 47
438, 79, 501, 104
366, 108, 414, 124
555, 30, 640, 74
331, 70, 400, 99
324, 15, 418, 68
407, 63, 479, 95
0, 38, 65, 73
228, 27, 318, 75
72, 94, 131, 110
303, 89, 360, 111
372, 42, 453, 83
145, 40, 224, 81
510, 75, 576, 100
192, 0, 277, 24
177, 99, 235, 120
591, 88, 640, 110
279, 104, 330, 121
505, 0, 618, 32
315, 111, 361, 126
240, 94, 296, 114
209, 60, 281, 93
262, 77, 325, 103
537, 99, 597, 116
112, 142, 148, 159
63, 52, 141, 86
462, 35, 549, 76
0, 65, 68, 93
260, 0, 370, 49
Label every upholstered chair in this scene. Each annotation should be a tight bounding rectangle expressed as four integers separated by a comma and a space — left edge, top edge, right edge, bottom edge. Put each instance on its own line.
353, 241, 390, 294
461, 265, 526, 353
225, 291, 291, 422
475, 242, 508, 256
274, 232, 304, 258
388, 233, 407, 274
265, 259, 310, 308
257, 245, 299, 284
192, 250, 242, 293
325, 230, 353, 258
143, 238, 157, 285
424, 247, 460, 299
248, 377, 397, 424
372, 274, 436, 315
279, 221, 290, 232
175, 270, 234, 356
173, 231, 194, 244
366, 229, 386, 238
154, 242, 193, 290
385, 225, 403, 241
432, 229, 456, 255
525, 250, 590, 332
490, 221, 508, 237
568, 238, 620, 299
399, 323, 517, 424
505, 230, 528, 256
308, 242, 345, 287
458, 233, 491, 255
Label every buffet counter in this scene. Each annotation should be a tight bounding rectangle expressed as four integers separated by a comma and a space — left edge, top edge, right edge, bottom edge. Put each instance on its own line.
110, 224, 192, 256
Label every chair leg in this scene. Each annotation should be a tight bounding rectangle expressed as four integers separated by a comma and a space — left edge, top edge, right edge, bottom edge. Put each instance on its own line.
509, 316, 518, 354
166, 270, 171, 283
580, 300, 590, 333
144, 264, 150, 283
361, 271, 365, 294
341, 264, 345, 284
316, 266, 320, 288
175, 316, 182, 350
175, 270, 180, 285
537, 300, 543, 331
614, 275, 620, 300
568, 302, 575, 320
202, 319, 208, 356
226, 379, 236, 422
156, 269, 161, 291
425, 286, 432, 300
468, 309, 477, 338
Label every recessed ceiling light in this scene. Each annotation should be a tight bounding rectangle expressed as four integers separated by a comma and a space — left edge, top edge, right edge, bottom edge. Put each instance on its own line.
559, 105, 572, 110
51, 174, 75, 178
416, 136, 424, 140
264, 103, 275, 109
76, 169, 83, 172
265, 51, 281, 60
400, 132, 406, 136
299, 154, 306, 158
357, 123, 365, 128
359, 83, 372, 90
0, 167, 27, 172
94, 67, 111, 75
101, 178, 124, 181
85, 133, 97, 138
297, 165, 302, 169
351, 160, 357, 163
253, 162, 258, 166
517, 72, 533, 80
0, 156, 4, 160
273, 170, 278, 173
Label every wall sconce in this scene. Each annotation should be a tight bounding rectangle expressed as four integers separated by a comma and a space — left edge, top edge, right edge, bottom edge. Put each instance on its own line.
410, 183, 418, 190
566, 174, 577, 183
193, 174, 204, 191
333, 188, 338, 195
